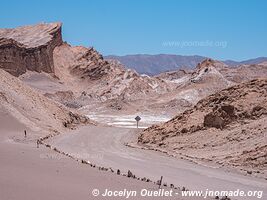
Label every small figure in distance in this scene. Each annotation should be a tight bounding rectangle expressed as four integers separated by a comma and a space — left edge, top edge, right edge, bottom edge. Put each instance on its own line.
117, 169, 120, 175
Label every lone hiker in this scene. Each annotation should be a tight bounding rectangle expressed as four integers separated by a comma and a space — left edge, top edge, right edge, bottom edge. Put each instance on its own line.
37, 139, 40, 148
117, 169, 120, 175
24, 130, 27, 138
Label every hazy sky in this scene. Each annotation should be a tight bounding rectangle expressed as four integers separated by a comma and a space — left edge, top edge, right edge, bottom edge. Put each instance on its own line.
1, 0, 266, 60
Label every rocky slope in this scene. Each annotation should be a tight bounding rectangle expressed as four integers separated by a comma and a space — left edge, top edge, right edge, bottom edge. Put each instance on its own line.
158, 58, 267, 84
0, 68, 90, 134
138, 79, 267, 177
50, 43, 177, 114
50, 43, 267, 117
221, 62, 267, 83
155, 59, 267, 106
0, 22, 62, 76
29, 45, 267, 117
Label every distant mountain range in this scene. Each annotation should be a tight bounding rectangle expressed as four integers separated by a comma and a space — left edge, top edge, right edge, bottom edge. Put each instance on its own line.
105, 55, 267, 75
223, 57, 267, 66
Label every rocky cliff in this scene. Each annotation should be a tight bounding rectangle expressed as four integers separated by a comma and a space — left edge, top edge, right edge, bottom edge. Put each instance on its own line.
0, 22, 62, 76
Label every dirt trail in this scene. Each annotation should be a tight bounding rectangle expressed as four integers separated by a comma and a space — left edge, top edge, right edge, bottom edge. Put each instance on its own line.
0, 112, 183, 200
49, 126, 267, 200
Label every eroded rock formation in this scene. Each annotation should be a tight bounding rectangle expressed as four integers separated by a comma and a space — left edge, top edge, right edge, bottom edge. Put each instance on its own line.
0, 22, 62, 76
138, 79, 267, 173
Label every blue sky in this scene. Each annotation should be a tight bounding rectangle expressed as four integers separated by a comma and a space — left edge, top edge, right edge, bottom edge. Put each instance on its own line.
1, 0, 266, 61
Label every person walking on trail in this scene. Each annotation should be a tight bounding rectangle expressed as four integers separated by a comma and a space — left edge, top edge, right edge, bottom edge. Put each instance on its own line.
24, 130, 27, 138
37, 139, 40, 148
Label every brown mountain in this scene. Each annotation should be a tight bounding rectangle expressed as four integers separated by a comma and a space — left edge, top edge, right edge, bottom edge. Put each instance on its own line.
138, 79, 267, 177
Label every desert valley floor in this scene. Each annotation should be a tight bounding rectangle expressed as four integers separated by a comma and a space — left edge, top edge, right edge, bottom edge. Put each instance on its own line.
0, 22, 266, 200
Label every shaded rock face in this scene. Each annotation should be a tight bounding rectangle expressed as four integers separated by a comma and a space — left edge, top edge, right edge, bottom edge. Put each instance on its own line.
0, 23, 62, 76
70, 46, 112, 80
204, 105, 236, 129
63, 112, 90, 128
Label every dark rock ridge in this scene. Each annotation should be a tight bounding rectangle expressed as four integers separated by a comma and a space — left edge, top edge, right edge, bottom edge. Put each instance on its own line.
0, 22, 62, 76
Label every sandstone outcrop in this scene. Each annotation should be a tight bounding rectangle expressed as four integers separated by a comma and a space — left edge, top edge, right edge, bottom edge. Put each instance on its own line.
0, 22, 62, 76
203, 104, 236, 129
139, 79, 267, 174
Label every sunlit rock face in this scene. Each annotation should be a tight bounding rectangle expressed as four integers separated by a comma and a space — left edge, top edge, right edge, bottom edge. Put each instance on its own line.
0, 22, 62, 76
